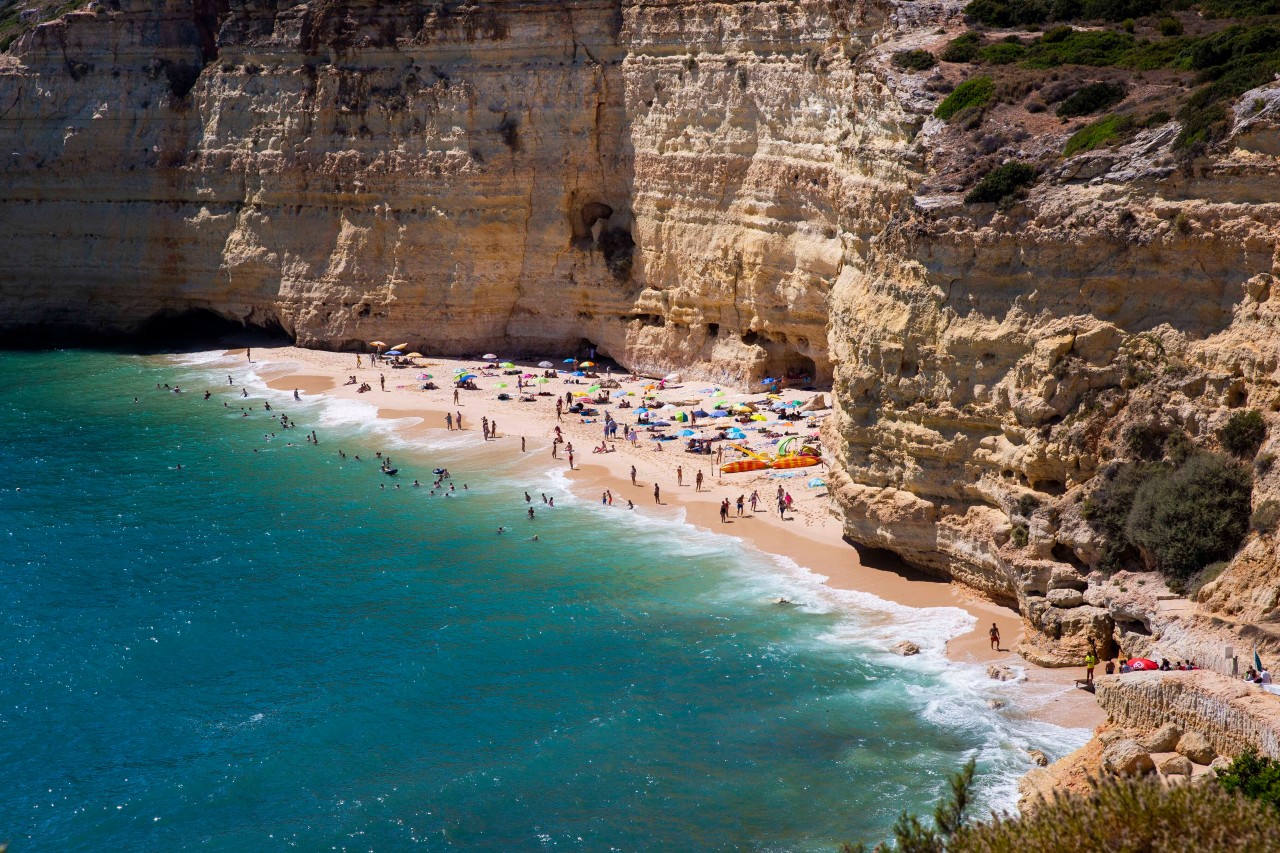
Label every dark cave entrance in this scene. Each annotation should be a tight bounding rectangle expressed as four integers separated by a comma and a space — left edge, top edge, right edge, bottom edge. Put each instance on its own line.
134, 308, 290, 352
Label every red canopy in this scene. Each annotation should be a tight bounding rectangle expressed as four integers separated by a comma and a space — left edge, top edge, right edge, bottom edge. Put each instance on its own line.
1128, 658, 1160, 671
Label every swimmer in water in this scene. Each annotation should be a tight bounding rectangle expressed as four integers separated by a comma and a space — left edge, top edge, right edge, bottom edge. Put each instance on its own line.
497, 527, 506, 534
529, 535, 539, 542
412, 480, 420, 487
293, 389, 301, 401
528, 507, 535, 519
134, 397, 139, 403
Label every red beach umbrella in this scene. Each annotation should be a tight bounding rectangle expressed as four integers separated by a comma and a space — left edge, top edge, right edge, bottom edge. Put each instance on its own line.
1127, 658, 1160, 671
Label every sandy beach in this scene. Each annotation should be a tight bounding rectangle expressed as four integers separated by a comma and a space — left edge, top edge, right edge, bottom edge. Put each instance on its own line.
241, 344, 1103, 732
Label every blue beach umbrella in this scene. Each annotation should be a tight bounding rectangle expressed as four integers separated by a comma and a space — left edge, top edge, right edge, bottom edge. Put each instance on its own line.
678, 429, 696, 437
1257, 650, 1265, 672
692, 409, 710, 417
563, 358, 577, 364
808, 478, 826, 488
710, 410, 730, 418
573, 370, 586, 377
385, 350, 402, 356
460, 374, 477, 381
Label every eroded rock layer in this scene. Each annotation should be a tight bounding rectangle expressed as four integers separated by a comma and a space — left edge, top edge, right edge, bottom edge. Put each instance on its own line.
0, 0, 902, 383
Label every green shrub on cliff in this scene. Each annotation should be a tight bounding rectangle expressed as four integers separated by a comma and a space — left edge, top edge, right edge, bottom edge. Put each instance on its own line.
964, 162, 1036, 203
1218, 748, 1280, 811
842, 760, 1280, 851
1056, 81, 1128, 117
894, 49, 939, 71
943, 32, 983, 63
1063, 113, 1136, 155
1220, 409, 1267, 458
1124, 452, 1252, 579
936, 76, 995, 119
948, 776, 1280, 851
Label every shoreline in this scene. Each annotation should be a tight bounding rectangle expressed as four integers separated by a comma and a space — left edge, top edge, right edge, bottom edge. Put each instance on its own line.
239, 344, 1102, 733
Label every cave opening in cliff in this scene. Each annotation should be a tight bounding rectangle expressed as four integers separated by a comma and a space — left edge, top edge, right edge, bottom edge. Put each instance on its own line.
135, 309, 290, 352
763, 352, 818, 388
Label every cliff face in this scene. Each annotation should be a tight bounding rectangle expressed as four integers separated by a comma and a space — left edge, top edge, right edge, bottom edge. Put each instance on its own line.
0, 0, 907, 384
5, 0, 1280, 664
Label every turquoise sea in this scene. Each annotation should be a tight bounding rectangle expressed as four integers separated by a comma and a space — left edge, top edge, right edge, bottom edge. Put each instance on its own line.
0, 349, 1087, 851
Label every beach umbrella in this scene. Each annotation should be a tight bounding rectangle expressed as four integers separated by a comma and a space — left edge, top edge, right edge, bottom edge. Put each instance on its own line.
808, 478, 826, 488
762, 377, 778, 384
453, 367, 467, 374
1256, 649, 1264, 672
538, 361, 554, 368
672, 411, 689, 422
500, 361, 515, 368
693, 409, 710, 417
574, 391, 590, 397
417, 373, 433, 380
385, 350, 403, 356
1127, 658, 1160, 671
713, 390, 726, 397
588, 384, 601, 393
563, 358, 577, 364
573, 370, 586, 377
391, 343, 409, 351
636, 407, 649, 414
581, 361, 596, 367
406, 352, 423, 358
664, 372, 681, 382
369, 340, 387, 348
497, 382, 508, 388
460, 374, 477, 381
751, 414, 768, 421
678, 429, 696, 437
522, 372, 535, 378
536, 377, 549, 384
711, 410, 731, 418
612, 390, 628, 397
482, 353, 498, 360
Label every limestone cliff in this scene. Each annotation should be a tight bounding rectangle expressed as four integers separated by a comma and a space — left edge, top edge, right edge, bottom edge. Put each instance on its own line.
0, 0, 893, 384
4, 0, 1280, 666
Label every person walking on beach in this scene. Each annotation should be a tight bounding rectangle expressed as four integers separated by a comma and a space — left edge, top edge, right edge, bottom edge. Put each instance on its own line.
736, 495, 745, 516
521, 436, 526, 452
750, 490, 759, 513
246, 347, 252, 362
989, 623, 1000, 651
630, 465, 637, 486
456, 411, 463, 430
695, 471, 704, 492
491, 420, 498, 439
677, 466, 683, 487
654, 483, 660, 504
453, 388, 460, 405
446, 412, 453, 430
720, 499, 730, 523
567, 449, 575, 470
551, 441, 558, 460
481, 417, 489, 439
556, 399, 563, 421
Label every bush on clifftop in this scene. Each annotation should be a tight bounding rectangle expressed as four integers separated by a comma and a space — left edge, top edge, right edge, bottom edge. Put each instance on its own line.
964, 162, 1037, 203
894, 49, 938, 71
936, 76, 996, 119
841, 758, 1280, 851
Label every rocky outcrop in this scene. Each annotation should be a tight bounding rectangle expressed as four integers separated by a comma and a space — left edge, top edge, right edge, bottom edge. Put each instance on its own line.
1095, 671, 1280, 760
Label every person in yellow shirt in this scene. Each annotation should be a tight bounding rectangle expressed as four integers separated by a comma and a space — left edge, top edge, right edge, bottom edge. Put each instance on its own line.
1085, 648, 1099, 685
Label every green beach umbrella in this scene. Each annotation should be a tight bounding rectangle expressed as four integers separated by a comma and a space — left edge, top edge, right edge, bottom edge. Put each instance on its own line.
500, 361, 515, 368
